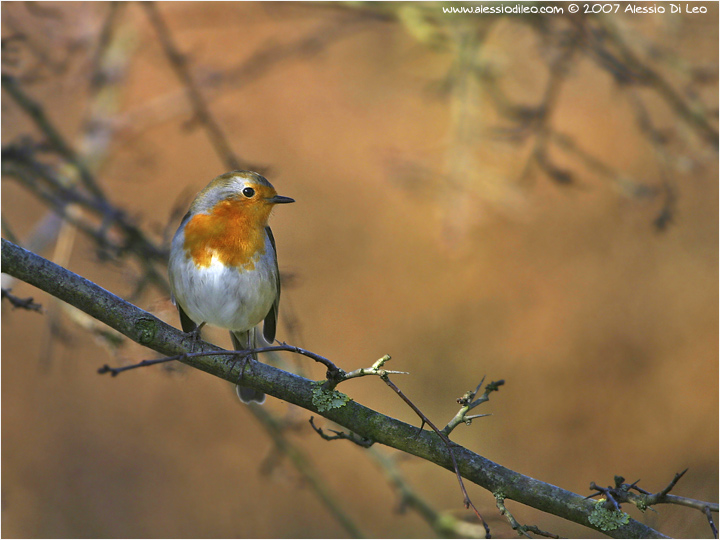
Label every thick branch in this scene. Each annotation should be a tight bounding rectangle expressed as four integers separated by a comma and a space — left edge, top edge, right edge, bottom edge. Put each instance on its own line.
0, 238, 669, 539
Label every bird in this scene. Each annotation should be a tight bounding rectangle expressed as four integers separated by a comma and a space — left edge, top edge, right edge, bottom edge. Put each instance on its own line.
168, 170, 294, 403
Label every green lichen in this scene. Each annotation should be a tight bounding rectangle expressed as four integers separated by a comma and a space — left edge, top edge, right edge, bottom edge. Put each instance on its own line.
311, 382, 351, 412
588, 499, 630, 531
135, 317, 156, 344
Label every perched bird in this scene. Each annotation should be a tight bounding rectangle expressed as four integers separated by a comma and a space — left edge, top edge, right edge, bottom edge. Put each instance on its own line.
168, 170, 294, 403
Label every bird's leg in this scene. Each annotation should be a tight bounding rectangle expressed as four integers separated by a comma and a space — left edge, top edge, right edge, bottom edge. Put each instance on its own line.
234, 353, 252, 386
186, 322, 206, 342
228, 331, 253, 378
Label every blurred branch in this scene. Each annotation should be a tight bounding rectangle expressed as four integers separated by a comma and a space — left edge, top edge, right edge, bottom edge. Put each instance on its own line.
368, 446, 491, 539
1, 215, 20, 244
575, 16, 719, 148
246, 404, 365, 539
1, 238, 675, 539
523, 26, 581, 186
355, 4, 715, 231
1, 72, 109, 204
116, 8, 386, 146
625, 88, 677, 231
142, 1, 262, 173
2, 14, 169, 296
1, 287, 43, 312
2, 141, 170, 293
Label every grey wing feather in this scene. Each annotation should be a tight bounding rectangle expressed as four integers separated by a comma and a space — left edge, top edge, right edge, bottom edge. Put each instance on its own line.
177, 302, 197, 333
172, 211, 198, 334
263, 226, 280, 343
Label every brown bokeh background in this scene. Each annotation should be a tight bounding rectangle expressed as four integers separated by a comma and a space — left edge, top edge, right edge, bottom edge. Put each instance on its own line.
2, 2, 717, 538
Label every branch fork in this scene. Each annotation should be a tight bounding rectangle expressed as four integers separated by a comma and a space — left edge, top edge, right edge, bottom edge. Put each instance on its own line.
443, 377, 505, 436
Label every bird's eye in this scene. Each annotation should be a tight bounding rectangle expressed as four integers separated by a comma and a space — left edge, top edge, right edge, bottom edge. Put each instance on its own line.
242, 187, 255, 198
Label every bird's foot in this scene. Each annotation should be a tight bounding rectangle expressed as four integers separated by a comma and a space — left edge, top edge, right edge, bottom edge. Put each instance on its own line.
233, 354, 265, 403
230, 353, 252, 381
185, 322, 206, 342
180, 322, 206, 353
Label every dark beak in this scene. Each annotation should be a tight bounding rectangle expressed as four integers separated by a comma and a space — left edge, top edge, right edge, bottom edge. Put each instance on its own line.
267, 195, 295, 204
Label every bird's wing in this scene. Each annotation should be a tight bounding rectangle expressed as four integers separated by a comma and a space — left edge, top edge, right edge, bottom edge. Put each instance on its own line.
262, 226, 280, 343
177, 302, 197, 333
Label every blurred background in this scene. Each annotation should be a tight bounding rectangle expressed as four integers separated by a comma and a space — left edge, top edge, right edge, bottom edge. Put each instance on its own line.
2, 2, 717, 538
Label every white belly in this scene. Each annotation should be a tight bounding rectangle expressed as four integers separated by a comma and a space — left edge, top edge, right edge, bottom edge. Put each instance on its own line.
169, 234, 278, 332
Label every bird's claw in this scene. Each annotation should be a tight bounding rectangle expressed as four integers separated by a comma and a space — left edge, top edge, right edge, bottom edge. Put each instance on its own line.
185, 322, 206, 343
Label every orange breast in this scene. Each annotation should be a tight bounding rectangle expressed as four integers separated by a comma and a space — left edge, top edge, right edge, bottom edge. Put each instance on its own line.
183, 199, 266, 270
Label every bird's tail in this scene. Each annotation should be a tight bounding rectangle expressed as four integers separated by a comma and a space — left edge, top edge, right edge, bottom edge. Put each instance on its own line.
231, 329, 266, 404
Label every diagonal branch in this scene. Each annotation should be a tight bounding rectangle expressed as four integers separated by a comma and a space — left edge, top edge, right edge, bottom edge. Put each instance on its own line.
0, 238, 673, 539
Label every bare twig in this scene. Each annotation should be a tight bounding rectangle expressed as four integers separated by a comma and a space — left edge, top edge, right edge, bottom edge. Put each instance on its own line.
443, 377, 504, 435
309, 417, 374, 448
379, 374, 491, 537
325, 354, 408, 388
97, 343, 342, 377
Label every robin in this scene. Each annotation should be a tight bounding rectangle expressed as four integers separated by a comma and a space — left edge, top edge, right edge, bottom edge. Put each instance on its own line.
168, 170, 294, 403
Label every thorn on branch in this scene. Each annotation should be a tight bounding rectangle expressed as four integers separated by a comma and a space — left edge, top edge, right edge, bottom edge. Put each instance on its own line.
318, 354, 408, 393
588, 482, 622, 510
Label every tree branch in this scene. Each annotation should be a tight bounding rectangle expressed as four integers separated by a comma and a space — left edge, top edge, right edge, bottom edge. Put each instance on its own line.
1, 238, 672, 539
